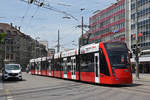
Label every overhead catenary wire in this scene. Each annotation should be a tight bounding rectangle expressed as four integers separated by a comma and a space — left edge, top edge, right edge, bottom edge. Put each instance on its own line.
19, 0, 78, 21
20, 3, 30, 27
25, 6, 40, 37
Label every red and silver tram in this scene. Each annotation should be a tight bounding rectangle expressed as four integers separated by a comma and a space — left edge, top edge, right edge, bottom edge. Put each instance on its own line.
29, 41, 132, 85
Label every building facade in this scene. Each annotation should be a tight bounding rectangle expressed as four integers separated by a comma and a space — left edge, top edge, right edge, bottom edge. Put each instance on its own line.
39, 40, 49, 51
0, 23, 47, 70
130, 0, 150, 73
80, 0, 150, 73
81, 0, 130, 48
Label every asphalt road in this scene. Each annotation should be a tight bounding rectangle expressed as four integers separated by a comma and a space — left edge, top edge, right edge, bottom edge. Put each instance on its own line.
0, 73, 150, 100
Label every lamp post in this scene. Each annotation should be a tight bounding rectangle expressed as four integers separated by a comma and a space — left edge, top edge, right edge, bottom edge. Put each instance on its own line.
4, 39, 7, 62
78, 8, 85, 80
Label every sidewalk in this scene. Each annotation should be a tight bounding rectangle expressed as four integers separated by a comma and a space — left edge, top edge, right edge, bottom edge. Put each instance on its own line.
132, 73, 150, 82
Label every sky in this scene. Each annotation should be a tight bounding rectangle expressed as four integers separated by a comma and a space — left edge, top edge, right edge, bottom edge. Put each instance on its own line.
0, 0, 116, 50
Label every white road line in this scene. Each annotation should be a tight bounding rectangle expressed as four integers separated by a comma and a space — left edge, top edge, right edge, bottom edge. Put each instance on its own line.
7, 99, 13, 100
7, 97, 13, 100
5, 89, 14, 100
7, 96, 13, 99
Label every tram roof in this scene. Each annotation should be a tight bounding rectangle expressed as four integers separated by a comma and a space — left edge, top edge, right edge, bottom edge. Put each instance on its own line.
80, 43, 99, 54
54, 52, 61, 59
61, 49, 78, 57
29, 59, 35, 62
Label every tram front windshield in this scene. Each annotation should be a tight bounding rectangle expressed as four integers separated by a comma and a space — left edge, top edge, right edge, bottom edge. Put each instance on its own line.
104, 42, 130, 69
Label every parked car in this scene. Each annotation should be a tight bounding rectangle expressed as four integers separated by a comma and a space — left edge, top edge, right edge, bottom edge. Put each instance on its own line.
2, 64, 22, 80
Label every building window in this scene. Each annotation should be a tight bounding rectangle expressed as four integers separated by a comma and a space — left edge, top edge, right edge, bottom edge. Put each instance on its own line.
6, 30, 11, 35
131, 3, 135, 10
0, 29, 4, 33
11, 46, 13, 52
6, 54, 9, 60
13, 31, 17, 35
11, 54, 14, 60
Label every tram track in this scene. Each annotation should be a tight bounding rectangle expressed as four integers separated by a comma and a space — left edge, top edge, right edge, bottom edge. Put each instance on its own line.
0, 82, 84, 97
116, 85, 150, 95
2, 73, 150, 98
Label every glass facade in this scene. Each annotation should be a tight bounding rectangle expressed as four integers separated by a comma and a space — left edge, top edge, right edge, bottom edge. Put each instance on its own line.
131, 0, 150, 73
131, 0, 150, 49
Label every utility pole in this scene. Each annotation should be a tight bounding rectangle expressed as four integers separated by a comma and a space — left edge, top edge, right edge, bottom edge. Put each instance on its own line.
81, 16, 84, 46
135, 0, 139, 79
78, 8, 85, 81
78, 16, 84, 81
57, 30, 60, 53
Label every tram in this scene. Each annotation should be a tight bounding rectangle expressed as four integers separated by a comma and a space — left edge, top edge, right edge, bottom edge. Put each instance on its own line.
29, 41, 132, 85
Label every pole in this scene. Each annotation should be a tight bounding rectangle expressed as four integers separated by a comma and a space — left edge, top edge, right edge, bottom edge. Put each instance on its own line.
34, 40, 36, 58
135, 0, 139, 79
57, 30, 60, 53
4, 39, 6, 62
81, 16, 84, 45
78, 16, 84, 81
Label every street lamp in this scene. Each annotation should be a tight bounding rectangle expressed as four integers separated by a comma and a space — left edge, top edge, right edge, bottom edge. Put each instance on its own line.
78, 8, 85, 80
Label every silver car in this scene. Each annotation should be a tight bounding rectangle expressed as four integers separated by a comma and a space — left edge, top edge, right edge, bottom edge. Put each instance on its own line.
2, 64, 22, 80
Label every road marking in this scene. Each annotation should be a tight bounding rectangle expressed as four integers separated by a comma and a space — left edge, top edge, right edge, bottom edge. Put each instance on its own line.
5, 89, 10, 94
7, 96, 13, 100
5, 89, 14, 100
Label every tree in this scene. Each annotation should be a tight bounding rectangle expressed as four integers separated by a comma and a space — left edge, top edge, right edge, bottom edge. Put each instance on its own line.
0, 33, 6, 43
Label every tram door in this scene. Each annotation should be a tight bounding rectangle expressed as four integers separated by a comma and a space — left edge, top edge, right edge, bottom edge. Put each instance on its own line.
94, 53, 100, 83
37, 62, 39, 75
63, 58, 67, 78
71, 56, 76, 80
39, 62, 41, 75
35, 62, 37, 74
48, 60, 51, 76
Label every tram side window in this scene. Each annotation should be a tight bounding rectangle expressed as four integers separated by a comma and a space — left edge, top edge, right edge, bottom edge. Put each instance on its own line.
76, 56, 79, 71
80, 53, 94, 72
49, 62, 52, 71
41, 61, 44, 70
43, 61, 46, 70
44, 61, 47, 70
46, 61, 49, 70
100, 49, 110, 76
36, 63, 39, 70
35, 63, 37, 70
41, 61, 46, 70
62, 59, 67, 74
51, 59, 54, 71
54, 59, 61, 71
33, 63, 36, 70
31, 63, 34, 70
67, 57, 71, 72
